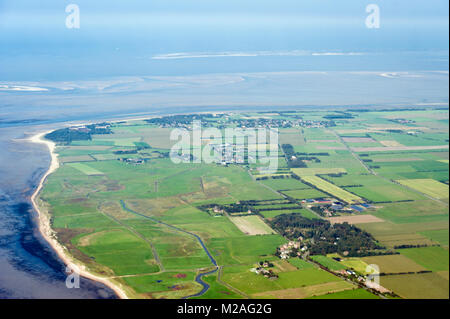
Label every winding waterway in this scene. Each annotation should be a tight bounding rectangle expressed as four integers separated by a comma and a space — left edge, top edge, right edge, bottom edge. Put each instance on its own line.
120, 200, 219, 298
0, 106, 274, 299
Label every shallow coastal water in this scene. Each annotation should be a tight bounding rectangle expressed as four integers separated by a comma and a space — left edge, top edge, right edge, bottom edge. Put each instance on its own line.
0, 0, 447, 299
0, 106, 277, 298
0, 125, 117, 298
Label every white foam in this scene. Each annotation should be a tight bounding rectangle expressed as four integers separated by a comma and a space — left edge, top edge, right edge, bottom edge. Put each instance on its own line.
0, 85, 48, 92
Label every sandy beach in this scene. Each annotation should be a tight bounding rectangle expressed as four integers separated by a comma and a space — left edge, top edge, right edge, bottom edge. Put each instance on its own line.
28, 131, 129, 299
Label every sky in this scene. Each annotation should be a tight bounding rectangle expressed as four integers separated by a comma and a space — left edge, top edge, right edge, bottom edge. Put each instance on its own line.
0, 0, 448, 80
0, 0, 448, 302
0, 1, 448, 121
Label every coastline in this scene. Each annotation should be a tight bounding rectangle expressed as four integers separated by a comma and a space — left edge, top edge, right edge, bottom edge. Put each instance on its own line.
28, 131, 129, 299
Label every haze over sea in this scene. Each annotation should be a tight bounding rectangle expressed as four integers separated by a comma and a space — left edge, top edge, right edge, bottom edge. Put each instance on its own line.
0, 0, 448, 298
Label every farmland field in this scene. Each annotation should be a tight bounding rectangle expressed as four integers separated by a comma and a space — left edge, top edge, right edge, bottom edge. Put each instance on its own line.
288, 258, 315, 270
380, 272, 449, 299
291, 167, 347, 176
369, 200, 448, 224
338, 258, 369, 274
396, 179, 449, 199
359, 220, 448, 248
252, 281, 354, 299
310, 255, 346, 271
221, 266, 343, 296
301, 175, 363, 204
228, 216, 275, 235
66, 162, 104, 175
347, 184, 426, 202
327, 215, 384, 225
361, 255, 426, 274
38, 108, 449, 299
398, 247, 449, 272
307, 288, 380, 299
260, 178, 310, 190
419, 229, 449, 246
282, 188, 327, 200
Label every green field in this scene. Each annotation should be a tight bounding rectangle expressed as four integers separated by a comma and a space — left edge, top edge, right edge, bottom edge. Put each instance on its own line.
260, 178, 310, 191
282, 188, 327, 200
419, 229, 449, 246
301, 175, 363, 204
398, 246, 449, 272
229, 215, 276, 235
310, 255, 346, 271
222, 266, 342, 295
361, 254, 426, 274
191, 273, 244, 299
348, 184, 426, 202
380, 272, 449, 299
288, 258, 315, 270
291, 167, 347, 176
359, 220, 448, 248
307, 288, 380, 299
370, 200, 448, 224
39, 109, 449, 299
77, 229, 160, 276
96, 137, 142, 147
396, 179, 449, 199
66, 162, 104, 175
122, 271, 201, 298
208, 235, 286, 265
338, 258, 370, 274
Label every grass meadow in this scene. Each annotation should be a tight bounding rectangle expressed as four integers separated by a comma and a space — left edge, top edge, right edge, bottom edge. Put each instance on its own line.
40, 109, 449, 299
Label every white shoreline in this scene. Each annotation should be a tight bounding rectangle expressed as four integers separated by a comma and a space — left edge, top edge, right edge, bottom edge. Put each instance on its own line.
23, 111, 261, 299
28, 131, 129, 299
